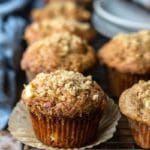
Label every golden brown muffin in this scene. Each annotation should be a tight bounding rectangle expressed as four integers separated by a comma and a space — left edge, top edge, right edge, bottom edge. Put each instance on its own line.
24, 17, 96, 44
119, 80, 150, 149
22, 70, 107, 148
98, 30, 150, 97
46, 0, 92, 8
32, 1, 91, 22
21, 32, 97, 80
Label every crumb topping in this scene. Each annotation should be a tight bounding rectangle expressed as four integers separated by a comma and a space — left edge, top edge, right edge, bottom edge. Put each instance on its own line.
24, 71, 93, 98
24, 17, 95, 44
46, 1, 77, 11
46, 0, 91, 6
31, 1, 91, 22
99, 30, 150, 74
21, 32, 97, 74
119, 80, 150, 125
22, 70, 106, 117
41, 18, 90, 29
38, 32, 86, 57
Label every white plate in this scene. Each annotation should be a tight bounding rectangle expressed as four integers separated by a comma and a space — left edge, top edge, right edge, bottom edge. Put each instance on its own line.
94, 0, 150, 30
92, 12, 134, 38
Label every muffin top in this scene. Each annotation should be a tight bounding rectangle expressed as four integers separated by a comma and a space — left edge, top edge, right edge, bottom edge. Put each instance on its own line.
46, 0, 91, 7
119, 80, 150, 126
24, 17, 96, 44
22, 70, 106, 118
32, 1, 91, 22
21, 32, 97, 74
99, 30, 150, 74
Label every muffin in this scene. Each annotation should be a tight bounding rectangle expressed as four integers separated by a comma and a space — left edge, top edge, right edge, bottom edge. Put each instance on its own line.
119, 80, 150, 149
21, 32, 97, 80
32, 1, 91, 22
22, 70, 107, 148
98, 30, 150, 97
24, 17, 96, 44
45, 0, 92, 8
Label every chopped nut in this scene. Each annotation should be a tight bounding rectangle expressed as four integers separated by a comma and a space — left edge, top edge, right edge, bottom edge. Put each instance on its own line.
92, 94, 99, 101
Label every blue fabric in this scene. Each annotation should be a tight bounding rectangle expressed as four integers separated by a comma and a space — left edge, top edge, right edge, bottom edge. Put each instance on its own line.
0, 0, 30, 16
0, 0, 32, 129
0, 17, 26, 69
0, 17, 26, 129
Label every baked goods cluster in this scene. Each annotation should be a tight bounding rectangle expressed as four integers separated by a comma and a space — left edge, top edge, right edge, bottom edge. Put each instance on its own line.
98, 30, 150, 149
20, 0, 109, 148
17, 0, 150, 149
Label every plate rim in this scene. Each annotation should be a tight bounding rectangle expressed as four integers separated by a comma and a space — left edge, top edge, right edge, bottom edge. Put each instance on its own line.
94, 0, 150, 29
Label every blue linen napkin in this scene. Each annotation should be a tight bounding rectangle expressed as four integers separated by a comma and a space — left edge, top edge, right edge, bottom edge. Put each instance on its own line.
0, 0, 45, 130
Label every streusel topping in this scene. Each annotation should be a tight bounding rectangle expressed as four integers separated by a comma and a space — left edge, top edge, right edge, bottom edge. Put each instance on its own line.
21, 32, 97, 74
99, 30, 150, 74
24, 17, 95, 44
36, 17, 90, 31
46, 1, 79, 12
119, 80, 150, 125
22, 70, 106, 117
46, 0, 91, 6
24, 71, 93, 98
32, 1, 91, 22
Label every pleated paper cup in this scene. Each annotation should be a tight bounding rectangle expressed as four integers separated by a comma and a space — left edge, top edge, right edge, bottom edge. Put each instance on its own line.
128, 118, 150, 149
107, 68, 149, 97
8, 98, 121, 150
30, 112, 101, 148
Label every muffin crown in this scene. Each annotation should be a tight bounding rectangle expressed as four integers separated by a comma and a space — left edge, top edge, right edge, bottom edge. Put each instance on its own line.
21, 32, 96, 73
24, 17, 96, 44
36, 18, 90, 30
119, 80, 150, 126
46, 0, 91, 6
99, 30, 150, 74
32, 1, 91, 21
22, 70, 106, 118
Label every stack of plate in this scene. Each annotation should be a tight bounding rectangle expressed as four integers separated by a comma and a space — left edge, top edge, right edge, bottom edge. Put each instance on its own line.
92, 0, 150, 38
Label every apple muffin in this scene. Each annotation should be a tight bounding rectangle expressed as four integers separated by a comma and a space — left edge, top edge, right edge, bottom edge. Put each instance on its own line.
119, 80, 150, 149
21, 32, 97, 80
22, 70, 107, 148
98, 30, 150, 97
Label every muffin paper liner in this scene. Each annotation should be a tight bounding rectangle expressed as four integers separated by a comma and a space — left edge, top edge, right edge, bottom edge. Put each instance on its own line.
8, 98, 121, 150
107, 68, 149, 97
128, 118, 150, 149
29, 112, 101, 148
